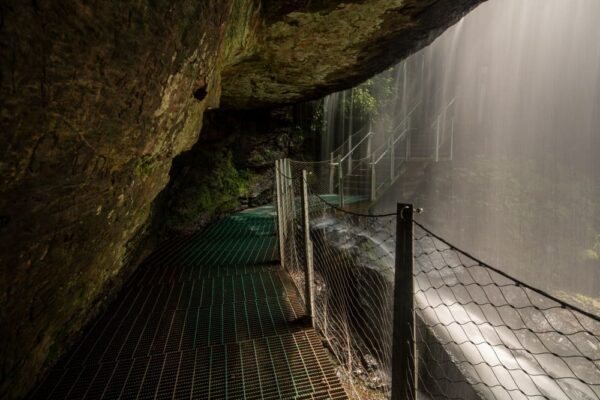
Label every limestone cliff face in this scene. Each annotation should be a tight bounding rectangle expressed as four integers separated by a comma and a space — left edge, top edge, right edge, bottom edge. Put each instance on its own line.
0, 2, 233, 398
0, 1, 484, 398
221, 0, 485, 108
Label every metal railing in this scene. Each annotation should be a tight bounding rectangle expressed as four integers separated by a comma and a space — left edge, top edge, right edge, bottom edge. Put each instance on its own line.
275, 163, 600, 400
327, 97, 456, 206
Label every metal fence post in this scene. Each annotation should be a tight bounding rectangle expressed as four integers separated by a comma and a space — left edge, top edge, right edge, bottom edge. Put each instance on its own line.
392, 203, 416, 400
285, 158, 295, 217
337, 155, 344, 208
329, 152, 335, 193
348, 132, 353, 173
275, 161, 286, 270
301, 170, 315, 326
279, 160, 287, 238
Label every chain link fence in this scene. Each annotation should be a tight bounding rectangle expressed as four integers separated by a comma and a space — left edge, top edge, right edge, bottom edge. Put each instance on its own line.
275, 158, 600, 400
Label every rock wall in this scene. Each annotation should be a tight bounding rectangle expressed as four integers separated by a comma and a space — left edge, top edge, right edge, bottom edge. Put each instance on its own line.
221, 0, 485, 108
0, 2, 235, 398
0, 1, 485, 398
157, 103, 321, 236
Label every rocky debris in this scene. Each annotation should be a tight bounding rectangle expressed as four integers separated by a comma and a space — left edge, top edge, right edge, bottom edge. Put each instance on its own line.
363, 354, 380, 372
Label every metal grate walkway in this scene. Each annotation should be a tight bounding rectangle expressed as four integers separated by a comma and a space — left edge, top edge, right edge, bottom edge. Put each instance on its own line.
29, 206, 347, 400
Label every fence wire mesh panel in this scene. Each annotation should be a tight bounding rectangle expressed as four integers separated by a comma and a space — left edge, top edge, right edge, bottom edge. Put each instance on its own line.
276, 157, 600, 400
413, 222, 600, 400
279, 160, 398, 399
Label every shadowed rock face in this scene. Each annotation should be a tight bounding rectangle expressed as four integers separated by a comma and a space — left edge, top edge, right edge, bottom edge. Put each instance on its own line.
221, 0, 485, 108
0, 0, 484, 398
0, 2, 232, 398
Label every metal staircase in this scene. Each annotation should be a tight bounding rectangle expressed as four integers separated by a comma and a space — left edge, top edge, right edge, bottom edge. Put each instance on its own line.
328, 97, 457, 206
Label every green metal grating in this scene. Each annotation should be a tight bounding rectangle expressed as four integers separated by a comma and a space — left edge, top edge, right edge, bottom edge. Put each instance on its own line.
29, 208, 347, 399
32, 331, 346, 400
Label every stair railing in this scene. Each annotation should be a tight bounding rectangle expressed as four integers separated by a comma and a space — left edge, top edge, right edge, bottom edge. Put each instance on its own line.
329, 95, 456, 205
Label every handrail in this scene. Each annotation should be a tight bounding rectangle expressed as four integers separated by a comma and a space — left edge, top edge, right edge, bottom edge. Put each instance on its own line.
390, 101, 421, 133
364, 103, 421, 165
324, 92, 459, 206
332, 100, 421, 163
339, 131, 374, 163
430, 96, 457, 128
330, 154, 372, 166
341, 99, 449, 168
330, 124, 369, 155
371, 150, 388, 165
370, 142, 388, 163
392, 127, 413, 146
368, 127, 413, 164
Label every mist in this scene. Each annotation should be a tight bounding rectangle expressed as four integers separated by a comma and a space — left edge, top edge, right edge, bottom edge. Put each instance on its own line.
322, 0, 600, 311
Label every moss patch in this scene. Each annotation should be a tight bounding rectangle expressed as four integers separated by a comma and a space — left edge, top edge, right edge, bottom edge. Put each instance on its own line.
164, 147, 250, 233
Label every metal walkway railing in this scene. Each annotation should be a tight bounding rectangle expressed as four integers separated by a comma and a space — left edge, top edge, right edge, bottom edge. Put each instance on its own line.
275, 159, 600, 400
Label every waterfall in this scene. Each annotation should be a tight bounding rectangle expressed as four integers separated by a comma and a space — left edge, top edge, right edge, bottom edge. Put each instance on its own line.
320, 0, 600, 311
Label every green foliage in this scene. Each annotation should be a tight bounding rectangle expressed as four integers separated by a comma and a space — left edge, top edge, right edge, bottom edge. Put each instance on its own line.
133, 156, 156, 179
191, 149, 247, 212
166, 148, 250, 230
582, 234, 600, 260
593, 234, 600, 253
339, 72, 397, 123
350, 86, 377, 117
248, 146, 275, 166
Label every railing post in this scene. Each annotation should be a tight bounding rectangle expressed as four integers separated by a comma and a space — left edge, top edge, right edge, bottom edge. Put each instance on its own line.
275, 160, 286, 270
337, 155, 344, 208
278, 160, 287, 239
301, 170, 315, 326
392, 203, 416, 400
275, 160, 285, 228
285, 158, 295, 217
348, 132, 353, 173
329, 152, 335, 193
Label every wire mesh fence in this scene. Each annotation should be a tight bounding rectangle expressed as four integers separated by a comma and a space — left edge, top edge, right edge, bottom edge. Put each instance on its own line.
276, 158, 600, 400
278, 159, 397, 398
414, 222, 600, 400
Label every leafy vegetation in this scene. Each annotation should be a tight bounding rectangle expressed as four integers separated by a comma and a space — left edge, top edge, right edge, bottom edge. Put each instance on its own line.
165, 148, 251, 232
328, 69, 399, 135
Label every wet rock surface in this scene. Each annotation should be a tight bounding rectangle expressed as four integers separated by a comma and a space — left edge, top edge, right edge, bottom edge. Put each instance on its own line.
221, 0, 485, 108
0, 2, 232, 397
